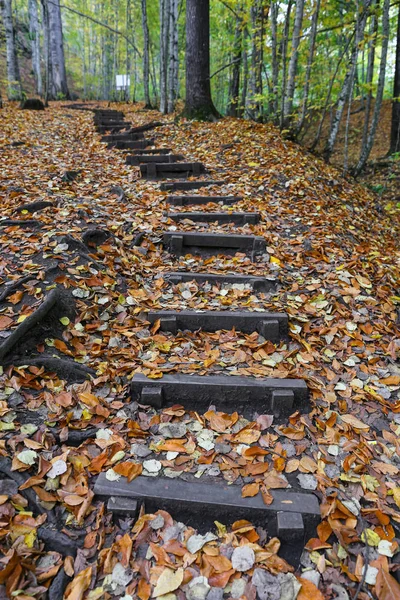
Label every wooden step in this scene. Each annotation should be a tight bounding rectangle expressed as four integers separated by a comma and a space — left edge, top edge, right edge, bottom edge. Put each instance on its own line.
140, 162, 206, 179
108, 139, 155, 150
128, 121, 163, 134
101, 133, 145, 143
160, 180, 224, 191
146, 309, 288, 342
163, 231, 266, 259
162, 271, 277, 292
131, 372, 307, 415
167, 211, 260, 225
127, 154, 184, 166
167, 195, 240, 206
94, 474, 320, 567
97, 123, 130, 133
128, 148, 173, 156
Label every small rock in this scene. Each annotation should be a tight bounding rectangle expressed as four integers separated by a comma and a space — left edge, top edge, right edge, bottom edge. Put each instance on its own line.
231, 546, 255, 572
187, 584, 209, 600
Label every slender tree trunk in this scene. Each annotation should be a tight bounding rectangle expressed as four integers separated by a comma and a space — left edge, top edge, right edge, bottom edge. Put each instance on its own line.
239, 30, 248, 118
227, 8, 242, 117
167, 0, 179, 112
247, 0, 266, 121
323, 1, 372, 162
296, 0, 320, 135
279, 0, 293, 128
183, 0, 219, 120
282, 0, 305, 128
390, 3, 400, 154
28, 0, 42, 95
159, 0, 170, 113
270, 0, 278, 117
41, 0, 50, 104
141, 0, 151, 107
0, 0, 22, 100
45, 0, 69, 99
355, 0, 390, 174
361, 0, 378, 149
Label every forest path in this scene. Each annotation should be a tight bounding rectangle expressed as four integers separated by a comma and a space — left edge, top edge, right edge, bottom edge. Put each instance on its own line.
0, 102, 399, 598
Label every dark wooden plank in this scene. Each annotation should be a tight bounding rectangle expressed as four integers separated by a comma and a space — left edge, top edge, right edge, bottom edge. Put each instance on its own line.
94, 474, 320, 566
163, 231, 266, 259
160, 180, 224, 191
146, 309, 288, 342
167, 195, 240, 206
131, 372, 307, 415
162, 272, 277, 293
140, 162, 206, 179
101, 133, 145, 142
127, 154, 184, 166
167, 212, 260, 225
108, 139, 155, 150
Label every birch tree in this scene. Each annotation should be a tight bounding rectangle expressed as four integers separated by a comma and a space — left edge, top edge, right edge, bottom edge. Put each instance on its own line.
28, 0, 42, 95
141, 0, 151, 108
355, 0, 390, 174
390, 3, 400, 154
323, 0, 372, 162
159, 0, 170, 113
282, 0, 305, 129
296, 0, 320, 136
44, 0, 69, 99
0, 0, 22, 100
167, 0, 179, 112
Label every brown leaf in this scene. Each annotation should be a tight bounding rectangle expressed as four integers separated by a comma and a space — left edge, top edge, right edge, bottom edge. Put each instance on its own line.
376, 567, 400, 600
242, 482, 260, 497
64, 566, 93, 600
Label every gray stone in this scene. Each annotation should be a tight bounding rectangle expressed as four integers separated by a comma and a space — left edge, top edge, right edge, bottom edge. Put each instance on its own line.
187, 584, 210, 600
159, 422, 187, 439
131, 443, 152, 458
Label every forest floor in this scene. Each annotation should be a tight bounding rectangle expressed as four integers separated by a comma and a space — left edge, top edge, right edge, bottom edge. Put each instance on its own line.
0, 101, 399, 600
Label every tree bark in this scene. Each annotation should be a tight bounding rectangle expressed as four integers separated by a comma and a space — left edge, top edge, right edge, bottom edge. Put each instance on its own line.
28, 0, 42, 95
355, 0, 390, 174
0, 0, 22, 100
247, 0, 267, 121
45, 0, 69, 99
159, 0, 170, 113
269, 0, 278, 117
296, 0, 320, 135
167, 0, 179, 112
390, 3, 400, 154
282, 0, 305, 128
361, 0, 379, 149
227, 8, 242, 117
183, 0, 219, 120
141, 0, 152, 108
279, 0, 293, 128
323, 1, 372, 162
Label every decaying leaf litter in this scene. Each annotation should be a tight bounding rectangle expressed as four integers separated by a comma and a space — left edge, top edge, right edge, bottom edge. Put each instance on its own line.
0, 101, 399, 599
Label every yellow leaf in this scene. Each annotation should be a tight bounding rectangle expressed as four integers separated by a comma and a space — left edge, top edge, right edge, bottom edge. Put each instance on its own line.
153, 567, 184, 597
270, 256, 282, 266
17, 315, 28, 323
361, 528, 381, 547
24, 529, 37, 548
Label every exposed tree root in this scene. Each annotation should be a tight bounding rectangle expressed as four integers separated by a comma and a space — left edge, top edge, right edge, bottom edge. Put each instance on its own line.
15, 201, 54, 214
48, 567, 72, 600
0, 273, 40, 303
10, 357, 95, 383
0, 219, 41, 228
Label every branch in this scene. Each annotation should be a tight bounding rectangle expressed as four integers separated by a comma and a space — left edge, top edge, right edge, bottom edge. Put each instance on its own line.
46, 0, 142, 57
210, 57, 241, 79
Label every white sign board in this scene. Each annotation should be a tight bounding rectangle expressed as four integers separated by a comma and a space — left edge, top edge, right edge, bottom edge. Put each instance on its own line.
116, 74, 130, 90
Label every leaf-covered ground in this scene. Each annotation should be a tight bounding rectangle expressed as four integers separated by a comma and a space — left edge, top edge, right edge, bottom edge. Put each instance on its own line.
0, 102, 399, 600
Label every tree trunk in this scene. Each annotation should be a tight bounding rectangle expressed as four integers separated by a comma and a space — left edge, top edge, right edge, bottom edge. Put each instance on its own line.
361, 0, 378, 149
390, 3, 400, 154
28, 0, 42, 96
167, 0, 179, 112
183, 0, 219, 120
141, 0, 151, 108
227, 8, 242, 117
269, 0, 278, 117
0, 0, 22, 100
45, 0, 69, 99
282, 0, 305, 128
355, 0, 390, 174
279, 0, 293, 128
247, 0, 266, 121
323, 1, 372, 162
296, 0, 320, 135
159, 0, 170, 113
239, 31, 248, 118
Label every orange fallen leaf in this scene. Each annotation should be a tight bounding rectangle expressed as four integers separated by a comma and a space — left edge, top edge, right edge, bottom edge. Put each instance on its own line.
242, 482, 260, 497
297, 578, 324, 600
